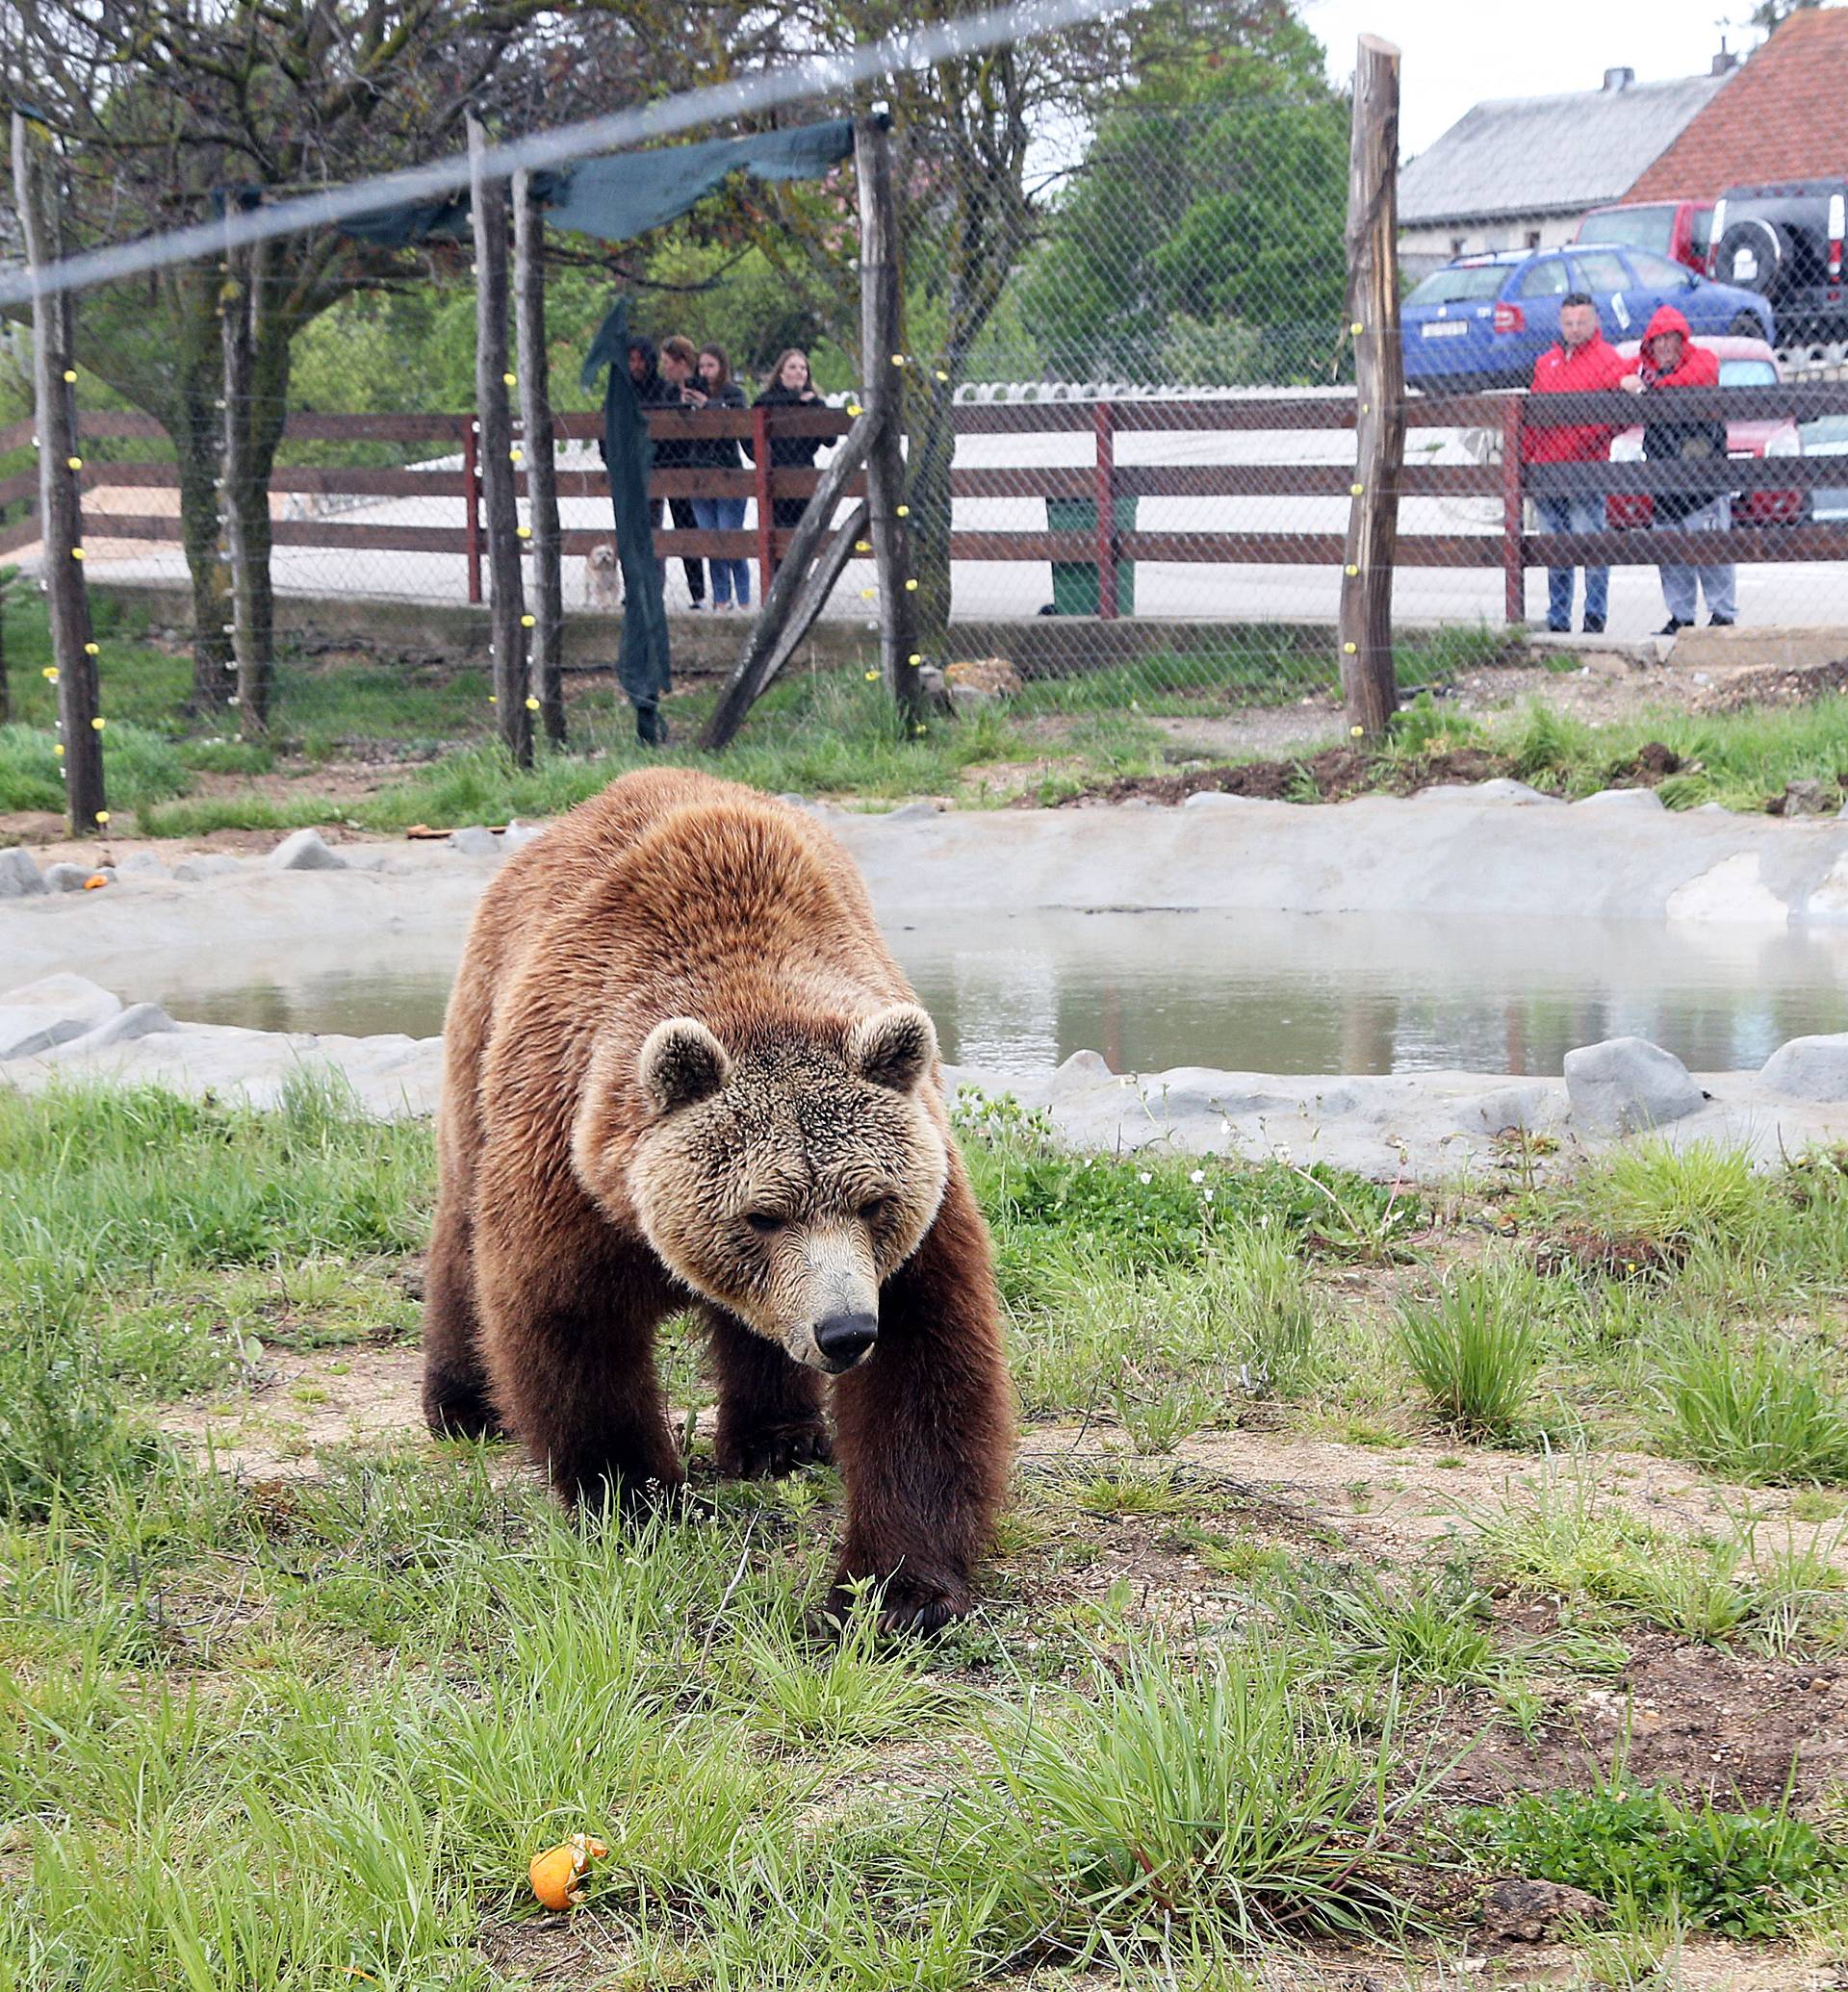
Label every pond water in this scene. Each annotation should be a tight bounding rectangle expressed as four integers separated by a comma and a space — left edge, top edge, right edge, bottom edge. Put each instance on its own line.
154, 909, 1848, 1078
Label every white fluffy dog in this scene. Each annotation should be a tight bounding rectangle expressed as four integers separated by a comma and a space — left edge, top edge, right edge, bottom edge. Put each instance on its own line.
584, 540, 623, 611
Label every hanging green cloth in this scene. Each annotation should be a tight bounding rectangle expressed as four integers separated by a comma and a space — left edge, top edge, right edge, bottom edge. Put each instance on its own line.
341, 118, 854, 249
581, 296, 671, 741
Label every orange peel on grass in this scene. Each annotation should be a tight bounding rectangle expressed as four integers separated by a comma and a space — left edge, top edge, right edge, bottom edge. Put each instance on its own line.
528, 1833, 608, 1910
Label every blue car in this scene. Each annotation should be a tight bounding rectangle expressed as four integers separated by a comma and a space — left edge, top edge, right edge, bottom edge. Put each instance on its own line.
1402, 244, 1776, 391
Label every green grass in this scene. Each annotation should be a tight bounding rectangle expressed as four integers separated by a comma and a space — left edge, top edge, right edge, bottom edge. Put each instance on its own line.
1652, 1332, 1848, 1486
945, 1639, 1428, 1952
1458, 1781, 1848, 1939
1395, 1262, 1555, 1443
10, 1082, 1848, 1979
15, 586, 1848, 833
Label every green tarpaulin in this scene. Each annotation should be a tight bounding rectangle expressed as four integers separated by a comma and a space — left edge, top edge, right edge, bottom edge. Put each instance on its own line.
340, 117, 856, 734
581, 296, 672, 741
341, 117, 854, 248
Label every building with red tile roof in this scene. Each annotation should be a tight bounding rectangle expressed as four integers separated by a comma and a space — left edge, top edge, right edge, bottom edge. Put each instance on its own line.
1628, 8, 1848, 200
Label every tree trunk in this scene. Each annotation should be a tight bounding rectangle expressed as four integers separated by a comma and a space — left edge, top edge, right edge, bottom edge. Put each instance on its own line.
170, 320, 235, 716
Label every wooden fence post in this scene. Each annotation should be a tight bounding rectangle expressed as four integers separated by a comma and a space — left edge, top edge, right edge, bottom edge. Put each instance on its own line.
699, 410, 879, 750
1092, 399, 1117, 621
855, 112, 921, 727
512, 169, 565, 748
468, 111, 532, 769
753, 403, 776, 601
462, 419, 483, 605
220, 226, 272, 737
12, 111, 106, 834
1500, 398, 1527, 626
1336, 33, 1405, 741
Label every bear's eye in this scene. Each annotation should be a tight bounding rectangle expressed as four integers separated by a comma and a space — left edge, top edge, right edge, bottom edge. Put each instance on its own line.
859, 1196, 894, 1225
744, 1211, 785, 1236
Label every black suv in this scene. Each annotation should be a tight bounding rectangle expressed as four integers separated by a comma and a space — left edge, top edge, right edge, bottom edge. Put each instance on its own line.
1708, 181, 1848, 343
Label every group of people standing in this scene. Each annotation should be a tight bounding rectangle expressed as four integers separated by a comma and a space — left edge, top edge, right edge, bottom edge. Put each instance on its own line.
1525, 294, 1735, 636
626, 336, 826, 613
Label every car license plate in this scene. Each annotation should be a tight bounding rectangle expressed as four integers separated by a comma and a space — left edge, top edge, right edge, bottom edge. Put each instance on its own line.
1421, 321, 1469, 339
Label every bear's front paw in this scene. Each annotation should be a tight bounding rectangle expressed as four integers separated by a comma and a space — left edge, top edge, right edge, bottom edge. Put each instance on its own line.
825, 1569, 971, 1639
715, 1418, 834, 1481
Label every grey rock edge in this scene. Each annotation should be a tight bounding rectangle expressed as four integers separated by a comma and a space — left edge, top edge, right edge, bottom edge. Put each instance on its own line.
9, 977, 1848, 1185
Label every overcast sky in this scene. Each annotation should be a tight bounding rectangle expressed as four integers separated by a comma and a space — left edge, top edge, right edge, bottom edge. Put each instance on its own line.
1300, 0, 1774, 157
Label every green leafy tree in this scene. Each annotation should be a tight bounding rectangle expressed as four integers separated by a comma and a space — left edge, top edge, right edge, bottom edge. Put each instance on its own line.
1016, 15, 1350, 384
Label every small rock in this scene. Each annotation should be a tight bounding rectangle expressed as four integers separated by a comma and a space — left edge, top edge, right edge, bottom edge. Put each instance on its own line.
1181, 789, 1262, 810
0, 974, 123, 1060
1574, 787, 1665, 810
883, 801, 939, 822
1758, 1033, 1848, 1102
116, 852, 170, 880
1778, 779, 1833, 818
173, 855, 243, 881
502, 820, 547, 851
268, 828, 347, 872
42, 861, 93, 892
1457, 1084, 1567, 1136
0, 847, 48, 899
1418, 779, 1558, 805
1049, 1048, 1116, 1096
446, 826, 504, 859
1479, 1877, 1607, 1943
63, 1002, 176, 1051
1564, 1035, 1707, 1136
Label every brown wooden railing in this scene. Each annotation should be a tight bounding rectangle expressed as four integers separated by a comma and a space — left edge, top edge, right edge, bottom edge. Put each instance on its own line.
7, 385, 1848, 620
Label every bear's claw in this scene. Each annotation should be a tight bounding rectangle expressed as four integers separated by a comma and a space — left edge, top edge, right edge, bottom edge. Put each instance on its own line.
716, 1420, 834, 1480
820, 1572, 971, 1640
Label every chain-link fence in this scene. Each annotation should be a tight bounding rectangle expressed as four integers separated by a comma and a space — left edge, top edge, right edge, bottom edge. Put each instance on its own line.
9, 6, 1848, 820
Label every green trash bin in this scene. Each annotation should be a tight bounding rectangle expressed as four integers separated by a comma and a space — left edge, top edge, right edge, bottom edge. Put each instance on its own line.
1045, 495, 1137, 616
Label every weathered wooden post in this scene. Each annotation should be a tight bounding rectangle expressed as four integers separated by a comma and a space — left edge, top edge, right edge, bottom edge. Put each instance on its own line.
512, 168, 565, 748
12, 110, 107, 834
468, 110, 533, 770
855, 110, 922, 728
220, 224, 271, 736
1337, 33, 1405, 741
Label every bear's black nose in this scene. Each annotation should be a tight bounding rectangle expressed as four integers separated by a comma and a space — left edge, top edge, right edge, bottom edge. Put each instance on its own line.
814, 1312, 878, 1371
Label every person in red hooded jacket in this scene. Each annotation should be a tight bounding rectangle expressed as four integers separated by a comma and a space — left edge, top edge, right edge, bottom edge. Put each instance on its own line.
1620, 305, 1735, 634
1525, 293, 1627, 634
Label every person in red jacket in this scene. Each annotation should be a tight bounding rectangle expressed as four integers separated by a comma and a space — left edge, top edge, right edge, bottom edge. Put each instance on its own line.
1525, 293, 1627, 634
1619, 304, 1735, 633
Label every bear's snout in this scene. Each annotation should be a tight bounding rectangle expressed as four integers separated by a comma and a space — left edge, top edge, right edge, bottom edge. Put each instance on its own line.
813, 1311, 878, 1373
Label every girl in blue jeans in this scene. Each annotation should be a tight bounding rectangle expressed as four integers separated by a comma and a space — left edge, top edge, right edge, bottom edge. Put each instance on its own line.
685, 345, 752, 609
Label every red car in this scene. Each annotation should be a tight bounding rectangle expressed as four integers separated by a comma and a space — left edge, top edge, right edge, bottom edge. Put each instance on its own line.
1574, 199, 1715, 276
1604, 335, 1803, 528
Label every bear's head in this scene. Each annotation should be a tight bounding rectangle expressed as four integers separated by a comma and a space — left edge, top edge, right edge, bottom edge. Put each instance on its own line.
576, 1005, 948, 1373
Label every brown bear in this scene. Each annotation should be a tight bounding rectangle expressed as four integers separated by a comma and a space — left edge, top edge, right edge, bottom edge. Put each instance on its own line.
422, 767, 1014, 1633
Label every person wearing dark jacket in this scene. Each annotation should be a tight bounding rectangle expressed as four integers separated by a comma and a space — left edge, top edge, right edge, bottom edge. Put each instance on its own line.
1620, 304, 1735, 633
752, 348, 825, 549
654, 335, 707, 607
682, 344, 752, 609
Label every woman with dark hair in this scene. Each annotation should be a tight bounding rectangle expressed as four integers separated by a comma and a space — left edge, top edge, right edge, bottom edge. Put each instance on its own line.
751, 348, 824, 541
683, 344, 752, 609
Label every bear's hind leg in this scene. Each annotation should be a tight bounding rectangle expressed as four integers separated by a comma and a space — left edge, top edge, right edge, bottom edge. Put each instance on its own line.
706, 1307, 831, 1479
422, 1195, 504, 1441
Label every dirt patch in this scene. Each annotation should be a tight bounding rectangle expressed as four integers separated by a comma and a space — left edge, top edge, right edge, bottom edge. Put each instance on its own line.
1049, 734, 1698, 808
1053, 744, 1517, 807
1447, 1622, 1848, 1811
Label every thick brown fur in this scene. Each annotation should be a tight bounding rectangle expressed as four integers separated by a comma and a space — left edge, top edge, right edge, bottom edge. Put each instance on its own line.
423, 768, 1014, 1633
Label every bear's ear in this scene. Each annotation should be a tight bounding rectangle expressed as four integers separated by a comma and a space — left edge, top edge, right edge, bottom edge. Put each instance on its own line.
638, 1018, 732, 1115
849, 1004, 937, 1093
